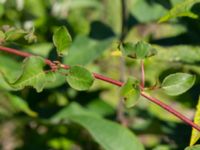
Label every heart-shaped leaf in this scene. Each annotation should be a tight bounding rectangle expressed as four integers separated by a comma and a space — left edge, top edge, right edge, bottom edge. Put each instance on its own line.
120, 77, 140, 108
120, 41, 157, 59
66, 66, 94, 91
161, 73, 196, 96
53, 26, 72, 56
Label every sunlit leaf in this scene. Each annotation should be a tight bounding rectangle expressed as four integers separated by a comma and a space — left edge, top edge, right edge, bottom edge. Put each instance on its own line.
120, 77, 140, 108
161, 73, 196, 96
158, 0, 200, 23
66, 66, 94, 91
190, 97, 200, 146
53, 26, 72, 56
185, 145, 200, 150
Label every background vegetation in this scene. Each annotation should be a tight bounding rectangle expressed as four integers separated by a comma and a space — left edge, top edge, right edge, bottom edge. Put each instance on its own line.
1, 0, 200, 150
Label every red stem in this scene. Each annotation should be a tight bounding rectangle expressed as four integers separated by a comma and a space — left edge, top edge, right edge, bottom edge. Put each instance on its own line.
141, 92, 200, 131
0, 45, 199, 131
140, 60, 145, 89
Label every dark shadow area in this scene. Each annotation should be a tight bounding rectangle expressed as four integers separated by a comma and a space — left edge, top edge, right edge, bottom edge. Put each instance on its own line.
145, 0, 172, 9
191, 3, 200, 18
150, 32, 200, 46
127, 14, 140, 32
89, 21, 115, 40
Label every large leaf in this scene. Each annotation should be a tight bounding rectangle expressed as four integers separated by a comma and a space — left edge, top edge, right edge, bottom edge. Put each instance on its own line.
130, 0, 167, 23
53, 26, 72, 56
51, 103, 144, 150
161, 73, 196, 96
120, 77, 140, 108
155, 45, 200, 64
11, 56, 55, 92
185, 145, 200, 150
64, 36, 113, 65
66, 66, 94, 91
190, 97, 200, 146
159, 0, 200, 23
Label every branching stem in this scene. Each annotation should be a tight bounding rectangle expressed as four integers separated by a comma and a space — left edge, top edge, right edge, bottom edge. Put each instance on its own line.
0, 45, 199, 131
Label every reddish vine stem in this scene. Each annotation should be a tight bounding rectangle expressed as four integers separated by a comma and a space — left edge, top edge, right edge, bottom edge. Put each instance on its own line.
140, 60, 145, 89
0, 45, 200, 131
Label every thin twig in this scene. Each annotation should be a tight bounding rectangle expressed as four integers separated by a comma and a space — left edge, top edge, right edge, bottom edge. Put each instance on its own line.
0, 45, 200, 131
140, 60, 145, 89
141, 92, 200, 131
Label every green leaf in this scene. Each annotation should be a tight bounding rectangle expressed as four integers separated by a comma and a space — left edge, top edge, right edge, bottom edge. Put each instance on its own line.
64, 35, 113, 65
158, 0, 200, 23
155, 45, 200, 64
25, 43, 53, 57
185, 145, 200, 150
161, 73, 196, 96
120, 77, 140, 108
51, 103, 144, 150
66, 66, 94, 91
53, 26, 72, 56
5, 28, 26, 41
190, 97, 200, 146
11, 56, 55, 92
121, 41, 157, 59
130, 0, 167, 23
6, 93, 37, 117
0, 30, 5, 44
69, 0, 101, 9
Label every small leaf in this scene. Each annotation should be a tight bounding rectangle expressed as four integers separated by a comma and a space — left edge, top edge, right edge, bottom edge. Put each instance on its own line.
185, 145, 200, 150
53, 26, 72, 56
66, 66, 94, 91
161, 73, 196, 96
11, 56, 55, 92
121, 41, 157, 59
120, 77, 140, 108
190, 97, 200, 146
158, 0, 199, 23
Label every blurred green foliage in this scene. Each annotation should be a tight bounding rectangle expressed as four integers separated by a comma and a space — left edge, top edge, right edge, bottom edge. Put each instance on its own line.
0, 0, 200, 150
